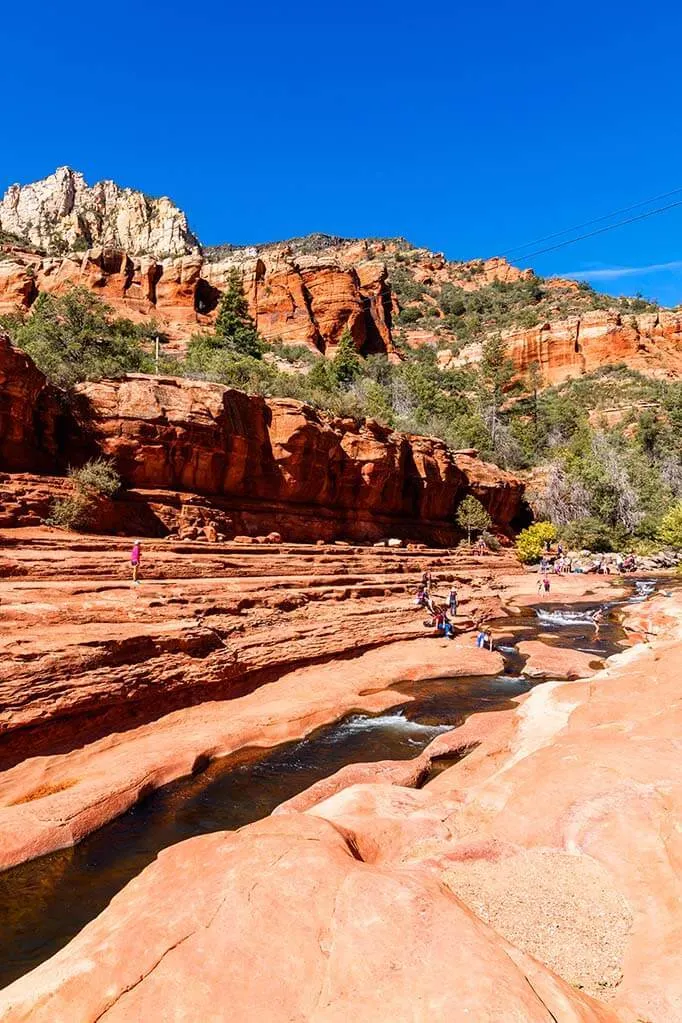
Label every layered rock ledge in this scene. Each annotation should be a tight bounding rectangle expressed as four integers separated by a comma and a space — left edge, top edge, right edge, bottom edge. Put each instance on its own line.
3, 587, 680, 1020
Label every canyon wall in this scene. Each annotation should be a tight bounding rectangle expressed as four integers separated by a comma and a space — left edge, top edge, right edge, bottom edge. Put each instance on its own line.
5, 169, 681, 381
0, 335, 62, 472
0, 244, 395, 356
503, 309, 682, 384
441, 309, 682, 384
0, 335, 525, 543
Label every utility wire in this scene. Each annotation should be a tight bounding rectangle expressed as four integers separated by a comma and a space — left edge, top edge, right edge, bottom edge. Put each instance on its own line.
507, 198, 682, 264
499, 185, 682, 258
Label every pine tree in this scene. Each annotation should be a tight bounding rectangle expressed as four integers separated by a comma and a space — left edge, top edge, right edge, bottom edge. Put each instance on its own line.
456, 494, 492, 545
478, 333, 514, 450
331, 327, 361, 388
214, 269, 263, 359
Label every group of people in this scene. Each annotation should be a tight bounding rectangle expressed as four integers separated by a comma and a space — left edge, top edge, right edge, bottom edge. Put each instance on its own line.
415, 571, 459, 640
415, 570, 495, 649
542, 554, 572, 575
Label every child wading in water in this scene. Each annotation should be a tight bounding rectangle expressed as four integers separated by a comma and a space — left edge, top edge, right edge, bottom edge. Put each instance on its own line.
130, 541, 141, 584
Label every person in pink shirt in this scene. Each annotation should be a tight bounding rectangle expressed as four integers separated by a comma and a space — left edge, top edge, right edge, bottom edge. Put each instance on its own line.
130, 541, 141, 584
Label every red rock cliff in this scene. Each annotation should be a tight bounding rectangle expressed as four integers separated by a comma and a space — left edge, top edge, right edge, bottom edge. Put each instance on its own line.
72, 374, 524, 542
0, 336, 525, 543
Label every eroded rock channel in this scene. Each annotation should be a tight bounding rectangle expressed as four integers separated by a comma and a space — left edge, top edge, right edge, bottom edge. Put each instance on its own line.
0, 587, 642, 989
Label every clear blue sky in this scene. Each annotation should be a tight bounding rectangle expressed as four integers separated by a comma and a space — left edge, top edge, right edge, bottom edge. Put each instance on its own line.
3, 0, 682, 303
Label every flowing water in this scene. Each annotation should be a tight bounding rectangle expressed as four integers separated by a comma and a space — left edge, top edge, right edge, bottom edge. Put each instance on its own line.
0, 578, 663, 988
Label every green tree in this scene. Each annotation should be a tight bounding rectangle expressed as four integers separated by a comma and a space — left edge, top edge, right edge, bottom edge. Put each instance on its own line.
456, 494, 492, 544
477, 333, 514, 453
658, 503, 682, 548
214, 269, 263, 359
1, 288, 153, 387
330, 327, 361, 388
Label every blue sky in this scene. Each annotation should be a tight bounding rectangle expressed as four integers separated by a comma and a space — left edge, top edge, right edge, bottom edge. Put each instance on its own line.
2, 0, 682, 304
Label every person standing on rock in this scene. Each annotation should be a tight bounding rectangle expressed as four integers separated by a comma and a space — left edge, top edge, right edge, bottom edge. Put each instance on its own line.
448, 586, 458, 617
130, 541, 141, 585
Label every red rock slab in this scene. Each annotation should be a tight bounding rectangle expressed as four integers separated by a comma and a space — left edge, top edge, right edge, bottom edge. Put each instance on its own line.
381, 609, 682, 1019
519, 640, 604, 680
0, 814, 619, 1022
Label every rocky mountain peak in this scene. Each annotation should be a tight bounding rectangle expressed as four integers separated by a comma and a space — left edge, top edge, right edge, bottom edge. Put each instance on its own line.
0, 167, 199, 257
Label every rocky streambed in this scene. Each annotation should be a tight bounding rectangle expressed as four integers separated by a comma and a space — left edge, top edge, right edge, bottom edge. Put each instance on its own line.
0, 575, 657, 1000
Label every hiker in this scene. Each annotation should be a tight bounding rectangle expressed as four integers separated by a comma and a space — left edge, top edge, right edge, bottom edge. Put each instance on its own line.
130, 540, 141, 584
476, 629, 493, 650
543, 576, 551, 594
536, 576, 545, 595
448, 586, 458, 617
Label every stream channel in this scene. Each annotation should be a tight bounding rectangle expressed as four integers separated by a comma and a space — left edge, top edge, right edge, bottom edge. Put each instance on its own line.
0, 578, 661, 988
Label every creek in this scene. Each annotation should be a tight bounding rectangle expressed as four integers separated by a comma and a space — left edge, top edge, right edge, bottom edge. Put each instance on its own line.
0, 578, 660, 989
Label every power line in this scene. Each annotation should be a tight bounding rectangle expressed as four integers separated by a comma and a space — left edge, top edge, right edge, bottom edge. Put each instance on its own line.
500, 185, 682, 258
508, 198, 682, 264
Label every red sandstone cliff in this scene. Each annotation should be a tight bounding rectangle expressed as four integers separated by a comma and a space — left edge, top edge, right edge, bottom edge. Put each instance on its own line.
5, 170, 680, 383
440, 308, 682, 384
0, 335, 525, 543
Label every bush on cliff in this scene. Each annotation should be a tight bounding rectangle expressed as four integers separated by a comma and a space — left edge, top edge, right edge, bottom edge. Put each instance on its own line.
0, 288, 154, 387
50, 459, 121, 531
515, 521, 557, 563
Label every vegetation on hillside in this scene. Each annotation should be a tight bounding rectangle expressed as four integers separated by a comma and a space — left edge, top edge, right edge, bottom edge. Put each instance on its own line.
386, 260, 659, 349
2, 277, 681, 551
0, 289, 155, 387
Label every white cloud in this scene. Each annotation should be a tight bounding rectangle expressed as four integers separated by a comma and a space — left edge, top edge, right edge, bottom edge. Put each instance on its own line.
556, 260, 682, 281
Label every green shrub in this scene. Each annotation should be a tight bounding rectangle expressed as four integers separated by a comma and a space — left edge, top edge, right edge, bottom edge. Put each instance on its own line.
397, 306, 423, 325
49, 493, 92, 530
480, 529, 501, 551
50, 458, 121, 531
658, 503, 682, 548
70, 458, 120, 497
0, 288, 153, 387
515, 521, 557, 563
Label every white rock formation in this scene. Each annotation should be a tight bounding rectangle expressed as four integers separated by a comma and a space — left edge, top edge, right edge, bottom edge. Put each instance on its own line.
0, 167, 199, 257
